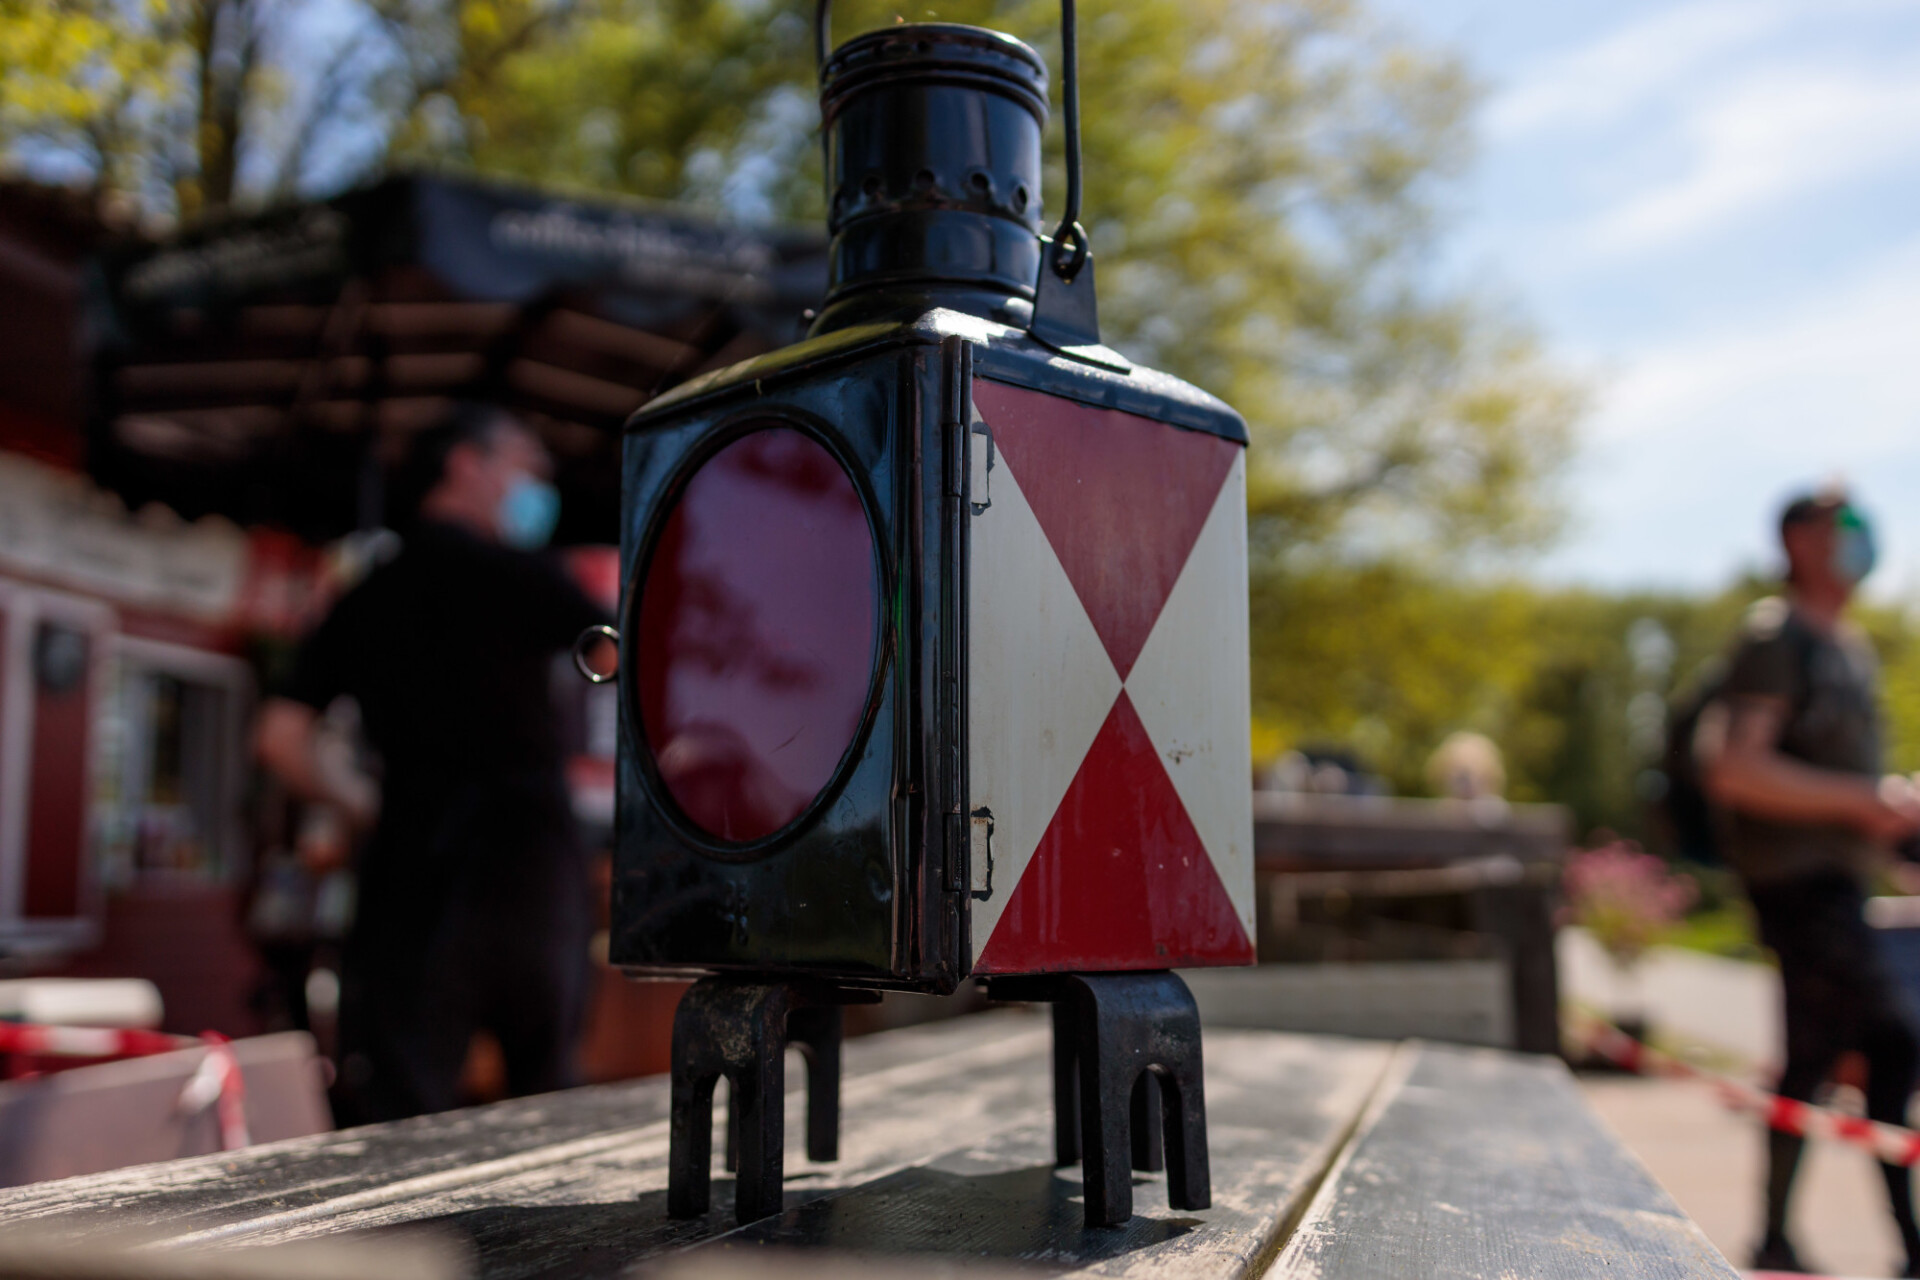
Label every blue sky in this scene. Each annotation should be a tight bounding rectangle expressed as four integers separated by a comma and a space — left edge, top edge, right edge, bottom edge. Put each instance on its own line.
1367, 0, 1920, 598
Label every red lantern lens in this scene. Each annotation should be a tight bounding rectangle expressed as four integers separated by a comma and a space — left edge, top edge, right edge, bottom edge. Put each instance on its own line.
635, 427, 878, 844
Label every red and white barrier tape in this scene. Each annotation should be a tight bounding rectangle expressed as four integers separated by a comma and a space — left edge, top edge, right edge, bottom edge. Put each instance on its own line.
0, 1020, 187, 1059
1573, 1013, 1920, 1167
178, 1032, 252, 1149
0, 1019, 251, 1150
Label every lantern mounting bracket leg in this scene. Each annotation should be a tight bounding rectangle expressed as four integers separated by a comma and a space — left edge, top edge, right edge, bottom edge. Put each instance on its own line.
986, 970, 1211, 1228
667, 976, 878, 1225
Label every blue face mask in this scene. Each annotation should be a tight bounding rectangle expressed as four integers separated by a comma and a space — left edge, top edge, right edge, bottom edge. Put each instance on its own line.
499, 475, 561, 550
1835, 505, 1877, 584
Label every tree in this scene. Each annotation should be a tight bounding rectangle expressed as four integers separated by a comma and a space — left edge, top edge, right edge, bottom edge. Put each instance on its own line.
0, 0, 579, 217
1251, 564, 1920, 844
3, 0, 1577, 561
457, 0, 1579, 559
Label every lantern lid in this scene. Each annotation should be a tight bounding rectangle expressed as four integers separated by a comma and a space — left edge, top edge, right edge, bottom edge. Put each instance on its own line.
814, 22, 1054, 333
627, 308, 1248, 447
819, 23, 1049, 127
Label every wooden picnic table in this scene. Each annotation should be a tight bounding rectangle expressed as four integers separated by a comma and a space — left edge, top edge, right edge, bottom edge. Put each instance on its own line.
0, 1010, 1735, 1279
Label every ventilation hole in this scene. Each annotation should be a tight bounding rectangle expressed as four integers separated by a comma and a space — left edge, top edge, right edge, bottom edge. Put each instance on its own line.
968, 170, 992, 194
862, 175, 883, 198
913, 168, 937, 189
1012, 185, 1029, 213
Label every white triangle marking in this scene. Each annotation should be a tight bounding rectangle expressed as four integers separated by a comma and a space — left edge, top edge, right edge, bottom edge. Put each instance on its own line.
967, 420, 1122, 962
1125, 453, 1255, 943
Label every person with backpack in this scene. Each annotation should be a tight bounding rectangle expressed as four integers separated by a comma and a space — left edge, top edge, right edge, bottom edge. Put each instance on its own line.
1696, 488, 1920, 1275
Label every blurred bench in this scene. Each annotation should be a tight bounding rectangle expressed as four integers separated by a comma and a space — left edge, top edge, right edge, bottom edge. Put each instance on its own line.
0, 1012, 1733, 1278
1251, 791, 1570, 1053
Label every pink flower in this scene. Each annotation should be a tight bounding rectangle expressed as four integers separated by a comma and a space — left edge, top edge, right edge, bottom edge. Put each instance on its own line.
1561, 841, 1697, 966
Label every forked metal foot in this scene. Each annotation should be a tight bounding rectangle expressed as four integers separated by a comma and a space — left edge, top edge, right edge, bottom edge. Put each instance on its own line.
667, 978, 873, 1224
994, 971, 1210, 1228
724, 1003, 847, 1171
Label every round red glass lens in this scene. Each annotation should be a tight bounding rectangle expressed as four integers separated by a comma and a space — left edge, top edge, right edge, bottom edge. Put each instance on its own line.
635, 428, 878, 844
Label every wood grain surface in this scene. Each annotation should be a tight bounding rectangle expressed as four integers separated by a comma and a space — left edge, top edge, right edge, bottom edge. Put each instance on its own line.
0, 1012, 1735, 1279
1270, 1042, 1741, 1279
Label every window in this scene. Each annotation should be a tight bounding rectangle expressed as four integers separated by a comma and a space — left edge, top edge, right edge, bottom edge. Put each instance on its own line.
92, 638, 251, 889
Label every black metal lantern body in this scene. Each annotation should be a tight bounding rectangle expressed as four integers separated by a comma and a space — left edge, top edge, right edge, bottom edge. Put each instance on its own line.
613, 312, 1254, 982
610, 16, 1252, 1227
612, 331, 928, 986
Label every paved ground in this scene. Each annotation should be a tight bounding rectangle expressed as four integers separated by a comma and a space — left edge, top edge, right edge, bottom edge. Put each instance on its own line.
1582, 1073, 1901, 1278
1560, 931, 1904, 1278
1560, 928, 1781, 1065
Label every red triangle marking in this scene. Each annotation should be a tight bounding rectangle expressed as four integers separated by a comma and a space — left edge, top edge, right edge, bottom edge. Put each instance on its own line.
975, 692, 1254, 973
975, 380, 1239, 680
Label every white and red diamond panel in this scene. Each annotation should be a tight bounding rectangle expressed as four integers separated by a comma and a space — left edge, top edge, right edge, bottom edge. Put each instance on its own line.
966, 379, 1255, 974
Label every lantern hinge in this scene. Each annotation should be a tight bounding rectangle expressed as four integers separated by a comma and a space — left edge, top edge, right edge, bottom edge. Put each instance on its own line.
944, 809, 967, 893
941, 335, 971, 497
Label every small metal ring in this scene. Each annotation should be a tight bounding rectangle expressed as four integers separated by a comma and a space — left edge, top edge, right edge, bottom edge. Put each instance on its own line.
573, 625, 621, 684
1050, 222, 1090, 281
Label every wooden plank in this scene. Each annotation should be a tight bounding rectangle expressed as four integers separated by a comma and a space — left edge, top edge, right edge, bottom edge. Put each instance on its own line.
12, 1019, 1733, 1279
0, 1064, 677, 1243
156, 1018, 1063, 1274
0, 1015, 1037, 1246
706, 1028, 1394, 1279
0, 1014, 1395, 1280
168, 1025, 1388, 1280
1270, 1042, 1739, 1279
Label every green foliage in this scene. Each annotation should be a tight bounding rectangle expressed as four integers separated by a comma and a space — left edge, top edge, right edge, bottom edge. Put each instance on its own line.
418, 0, 814, 211
1250, 570, 1711, 833
469, 0, 1581, 559
23, 1, 1920, 856
1250, 562, 1546, 790
0, 0, 589, 216
1254, 564, 1920, 844
1858, 599, 1920, 777
20, 1, 1920, 869
1663, 900, 1762, 962
0, 0, 189, 208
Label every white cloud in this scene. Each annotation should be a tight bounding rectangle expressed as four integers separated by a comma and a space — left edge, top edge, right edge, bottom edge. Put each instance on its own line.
1579, 59, 1920, 255
1485, 0, 1794, 139
1595, 230, 1920, 452
1540, 233, 1920, 590
1421, 0, 1920, 592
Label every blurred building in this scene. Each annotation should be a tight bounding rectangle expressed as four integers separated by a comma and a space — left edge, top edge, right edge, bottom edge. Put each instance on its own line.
0, 174, 824, 1054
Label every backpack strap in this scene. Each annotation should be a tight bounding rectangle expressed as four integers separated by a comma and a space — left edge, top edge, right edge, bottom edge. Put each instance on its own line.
1777, 611, 1822, 748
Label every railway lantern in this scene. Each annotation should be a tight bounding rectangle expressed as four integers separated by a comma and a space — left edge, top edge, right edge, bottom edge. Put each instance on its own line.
599, 0, 1253, 1229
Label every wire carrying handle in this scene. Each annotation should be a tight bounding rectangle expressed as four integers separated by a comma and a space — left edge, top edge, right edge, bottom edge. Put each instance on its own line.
814, 0, 1088, 281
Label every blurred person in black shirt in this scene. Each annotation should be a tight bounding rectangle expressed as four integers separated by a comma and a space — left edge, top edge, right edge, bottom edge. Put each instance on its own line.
255, 404, 609, 1123
1700, 489, 1920, 1275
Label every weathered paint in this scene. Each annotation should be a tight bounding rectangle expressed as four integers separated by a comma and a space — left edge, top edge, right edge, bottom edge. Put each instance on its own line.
1272, 1043, 1741, 1279
964, 438, 1120, 959
0, 1017, 1400, 1280
966, 380, 1253, 974
0, 1023, 1729, 1280
1126, 452, 1256, 944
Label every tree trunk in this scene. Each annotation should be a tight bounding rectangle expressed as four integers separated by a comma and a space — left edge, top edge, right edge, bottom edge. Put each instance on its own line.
184, 0, 247, 216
